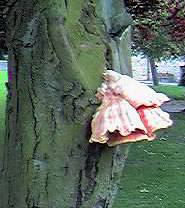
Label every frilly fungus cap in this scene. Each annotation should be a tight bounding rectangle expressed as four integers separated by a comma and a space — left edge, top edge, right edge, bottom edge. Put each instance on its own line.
89, 70, 173, 146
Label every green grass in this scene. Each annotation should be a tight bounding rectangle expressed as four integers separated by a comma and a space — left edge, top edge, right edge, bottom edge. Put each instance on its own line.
0, 71, 7, 162
152, 85, 185, 100
113, 113, 185, 208
0, 71, 7, 101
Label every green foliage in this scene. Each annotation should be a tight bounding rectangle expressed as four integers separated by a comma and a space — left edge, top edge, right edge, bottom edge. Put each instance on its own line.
126, 0, 185, 59
0, 52, 6, 60
113, 113, 185, 208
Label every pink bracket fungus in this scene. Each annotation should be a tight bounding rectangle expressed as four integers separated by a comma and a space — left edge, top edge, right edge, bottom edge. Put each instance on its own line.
89, 70, 173, 147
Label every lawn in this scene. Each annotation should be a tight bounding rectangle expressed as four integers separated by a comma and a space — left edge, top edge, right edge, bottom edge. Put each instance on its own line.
112, 81, 185, 208
0, 71, 7, 163
0, 71, 7, 118
0, 71, 7, 100
113, 113, 185, 208
152, 85, 185, 100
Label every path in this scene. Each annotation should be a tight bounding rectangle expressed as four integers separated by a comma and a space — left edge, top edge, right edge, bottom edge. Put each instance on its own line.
161, 100, 185, 113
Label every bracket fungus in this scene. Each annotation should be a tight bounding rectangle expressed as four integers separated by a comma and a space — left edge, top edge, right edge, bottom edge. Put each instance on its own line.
89, 70, 173, 146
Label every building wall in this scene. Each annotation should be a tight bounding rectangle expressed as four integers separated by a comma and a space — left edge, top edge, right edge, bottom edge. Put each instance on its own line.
132, 56, 182, 82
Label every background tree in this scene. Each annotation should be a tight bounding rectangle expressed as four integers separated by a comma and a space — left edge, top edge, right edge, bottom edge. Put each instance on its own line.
125, 0, 185, 85
0, 0, 8, 56
0, 0, 133, 207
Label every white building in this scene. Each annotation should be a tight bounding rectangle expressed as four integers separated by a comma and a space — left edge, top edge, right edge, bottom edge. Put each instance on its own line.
132, 56, 182, 83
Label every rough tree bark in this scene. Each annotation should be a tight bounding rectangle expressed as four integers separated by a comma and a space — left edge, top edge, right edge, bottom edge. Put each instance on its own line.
0, 0, 132, 207
97, 0, 132, 75
149, 57, 159, 86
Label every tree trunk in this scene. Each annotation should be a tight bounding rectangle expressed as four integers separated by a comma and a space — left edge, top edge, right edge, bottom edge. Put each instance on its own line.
98, 0, 133, 75
0, 0, 132, 207
149, 57, 159, 86
146, 56, 150, 81
179, 66, 185, 86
